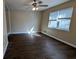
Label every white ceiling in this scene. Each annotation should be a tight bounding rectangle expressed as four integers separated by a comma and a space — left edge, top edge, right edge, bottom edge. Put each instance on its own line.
5, 0, 70, 11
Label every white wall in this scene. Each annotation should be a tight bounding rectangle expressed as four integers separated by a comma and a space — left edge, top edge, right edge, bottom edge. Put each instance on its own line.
3, 4, 8, 55
9, 10, 41, 34
41, 0, 76, 47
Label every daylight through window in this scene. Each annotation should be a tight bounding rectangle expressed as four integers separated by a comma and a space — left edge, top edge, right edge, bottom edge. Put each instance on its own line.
48, 7, 73, 31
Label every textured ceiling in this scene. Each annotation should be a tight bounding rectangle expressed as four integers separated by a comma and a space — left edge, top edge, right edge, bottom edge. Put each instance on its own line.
5, 0, 70, 11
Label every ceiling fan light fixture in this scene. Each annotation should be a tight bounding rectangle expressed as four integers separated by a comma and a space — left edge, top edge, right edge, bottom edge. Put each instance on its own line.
36, 7, 38, 10
32, 7, 38, 11
32, 7, 36, 11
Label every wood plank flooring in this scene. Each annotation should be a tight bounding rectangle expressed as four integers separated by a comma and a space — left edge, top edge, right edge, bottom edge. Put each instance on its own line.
4, 33, 76, 59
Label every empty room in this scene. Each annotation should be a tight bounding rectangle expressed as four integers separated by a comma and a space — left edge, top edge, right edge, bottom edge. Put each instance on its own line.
3, 0, 76, 59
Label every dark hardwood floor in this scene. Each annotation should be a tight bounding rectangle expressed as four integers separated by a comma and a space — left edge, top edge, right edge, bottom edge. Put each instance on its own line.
4, 33, 76, 59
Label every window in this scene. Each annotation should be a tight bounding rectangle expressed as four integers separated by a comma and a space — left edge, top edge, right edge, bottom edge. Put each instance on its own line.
48, 7, 73, 31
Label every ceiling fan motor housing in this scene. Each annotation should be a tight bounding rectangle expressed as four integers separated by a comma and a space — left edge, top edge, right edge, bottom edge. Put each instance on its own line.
32, 2, 37, 7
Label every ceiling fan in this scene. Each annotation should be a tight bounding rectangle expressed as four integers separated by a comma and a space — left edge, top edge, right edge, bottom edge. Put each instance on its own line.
24, 0, 48, 11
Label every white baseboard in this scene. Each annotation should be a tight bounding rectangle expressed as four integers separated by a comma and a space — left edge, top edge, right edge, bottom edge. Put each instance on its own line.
7, 31, 76, 48
7, 31, 41, 35
8, 32, 27, 35
3, 42, 8, 57
41, 32, 76, 48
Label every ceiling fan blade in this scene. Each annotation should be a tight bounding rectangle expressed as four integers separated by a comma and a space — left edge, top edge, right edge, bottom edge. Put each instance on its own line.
39, 5, 48, 7
38, 1, 42, 4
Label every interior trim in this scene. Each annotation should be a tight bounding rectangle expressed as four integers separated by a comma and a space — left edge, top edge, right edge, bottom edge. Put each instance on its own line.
7, 31, 76, 48
7, 31, 41, 35
41, 31, 76, 48
3, 42, 8, 57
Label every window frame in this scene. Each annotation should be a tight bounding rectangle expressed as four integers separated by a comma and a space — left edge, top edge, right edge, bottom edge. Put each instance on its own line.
48, 7, 73, 31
